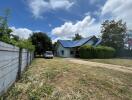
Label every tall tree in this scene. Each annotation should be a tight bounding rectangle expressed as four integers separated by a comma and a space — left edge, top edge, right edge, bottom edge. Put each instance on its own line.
125, 30, 132, 50
0, 9, 12, 36
30, 32, 52, 55
73, 33, 83, 41
0, 8, 13, 43
101, 20, 126, 49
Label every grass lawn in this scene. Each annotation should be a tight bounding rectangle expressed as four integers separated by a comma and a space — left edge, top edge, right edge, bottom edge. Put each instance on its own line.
87, 58, 132, 67
1, 58, 132, 100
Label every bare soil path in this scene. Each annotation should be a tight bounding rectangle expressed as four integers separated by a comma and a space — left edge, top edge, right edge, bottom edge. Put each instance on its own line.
66, 58, 132, 74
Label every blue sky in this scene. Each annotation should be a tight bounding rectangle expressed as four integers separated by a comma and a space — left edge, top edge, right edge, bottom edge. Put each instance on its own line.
0, 0, 132, 42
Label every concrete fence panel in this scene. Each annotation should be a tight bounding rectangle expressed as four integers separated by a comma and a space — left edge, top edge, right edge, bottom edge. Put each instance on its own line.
0, 41, 34, 95
21, 49, 28, 72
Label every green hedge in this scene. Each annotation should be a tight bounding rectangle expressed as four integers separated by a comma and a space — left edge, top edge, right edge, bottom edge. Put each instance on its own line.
79, 45, 115, 59
116, 49, 132, 57
95, 46, 115, 58
79, 45, 94, 59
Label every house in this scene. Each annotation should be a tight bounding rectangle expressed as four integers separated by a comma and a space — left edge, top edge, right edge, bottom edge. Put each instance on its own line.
56, 35, 101, 58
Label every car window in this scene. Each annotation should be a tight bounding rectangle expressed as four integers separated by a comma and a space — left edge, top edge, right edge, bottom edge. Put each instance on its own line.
46, 51, 52, 55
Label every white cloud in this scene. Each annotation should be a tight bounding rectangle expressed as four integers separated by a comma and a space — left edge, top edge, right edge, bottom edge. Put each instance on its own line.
84, 12, 91, 16
51, 0, 132, 41
51, 16, 101, 40
102, 0, 132, 29
52, 37, 60, 43
28, 0, 49, 18
10, 27, 33, 39
28, 0, 74, 18
50, 0, 74, 9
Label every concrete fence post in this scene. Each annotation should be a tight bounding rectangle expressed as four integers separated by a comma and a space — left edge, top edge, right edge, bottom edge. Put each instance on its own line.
27, 50, 29, 67
17, 48, 22, 80
30, 52, 31, 65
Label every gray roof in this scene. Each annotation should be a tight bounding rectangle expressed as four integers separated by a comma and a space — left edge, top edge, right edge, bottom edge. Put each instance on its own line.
58, 36, 99, 48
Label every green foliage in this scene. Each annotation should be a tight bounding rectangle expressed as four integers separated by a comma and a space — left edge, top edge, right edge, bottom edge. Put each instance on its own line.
30, 32, 52, 55
95, 46, 116, 58
72, 33, 83, 41
0, 33, 10, 42
0, 9, 11, 36
101, 20, 127, 49
0, 33, 19, 45
0, 34, 35, 51
79, 45, 94, 58
0, 9, 13, 40
79, 45, 115, 59
0, 9, 35, 51
116, 49, 132, 57
16, 39, 35, 51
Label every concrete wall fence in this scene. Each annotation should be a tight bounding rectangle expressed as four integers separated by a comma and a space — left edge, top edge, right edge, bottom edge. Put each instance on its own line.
0, 41, 34, 96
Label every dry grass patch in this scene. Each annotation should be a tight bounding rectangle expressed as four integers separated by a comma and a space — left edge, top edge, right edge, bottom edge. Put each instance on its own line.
1, 58, 132, 100
88, 58, 132, 67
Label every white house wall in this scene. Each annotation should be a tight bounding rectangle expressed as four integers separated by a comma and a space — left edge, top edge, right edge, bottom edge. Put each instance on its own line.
57, 44, 73, 57
57, 39, 95, 58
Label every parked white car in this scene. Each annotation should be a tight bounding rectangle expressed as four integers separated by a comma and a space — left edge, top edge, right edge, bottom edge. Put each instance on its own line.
44, 51, 54, 58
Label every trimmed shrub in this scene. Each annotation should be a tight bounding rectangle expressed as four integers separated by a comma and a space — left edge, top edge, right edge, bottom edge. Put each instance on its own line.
116, 49, 132, 57
95, 46, 115, 58
79, 45, 116, 59
79, 45, 94, 59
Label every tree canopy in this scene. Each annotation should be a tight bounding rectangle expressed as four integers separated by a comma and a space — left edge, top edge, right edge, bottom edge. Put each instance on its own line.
101, 20, 127, 49
72, 33, 83, 41
0, 9, 12, 36
30, 32, 52, 55
0, 9, 35, 51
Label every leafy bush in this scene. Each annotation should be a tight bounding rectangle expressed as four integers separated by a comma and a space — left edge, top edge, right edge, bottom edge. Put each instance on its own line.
95, 46, 115, 58
16, 39, 35, 51
0, 11, 35, 51
116, 49, 132, 57
79, 45, 115, 59
0, 34, 35, 51
79, 45, 94, 59
0, 34, 16, 44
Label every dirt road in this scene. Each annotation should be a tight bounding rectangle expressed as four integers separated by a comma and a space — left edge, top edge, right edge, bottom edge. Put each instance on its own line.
66, 58, 132, 74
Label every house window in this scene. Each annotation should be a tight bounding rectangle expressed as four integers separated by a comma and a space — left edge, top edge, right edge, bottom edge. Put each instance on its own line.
61, 50, 64, 55
70, 50, 74, 55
